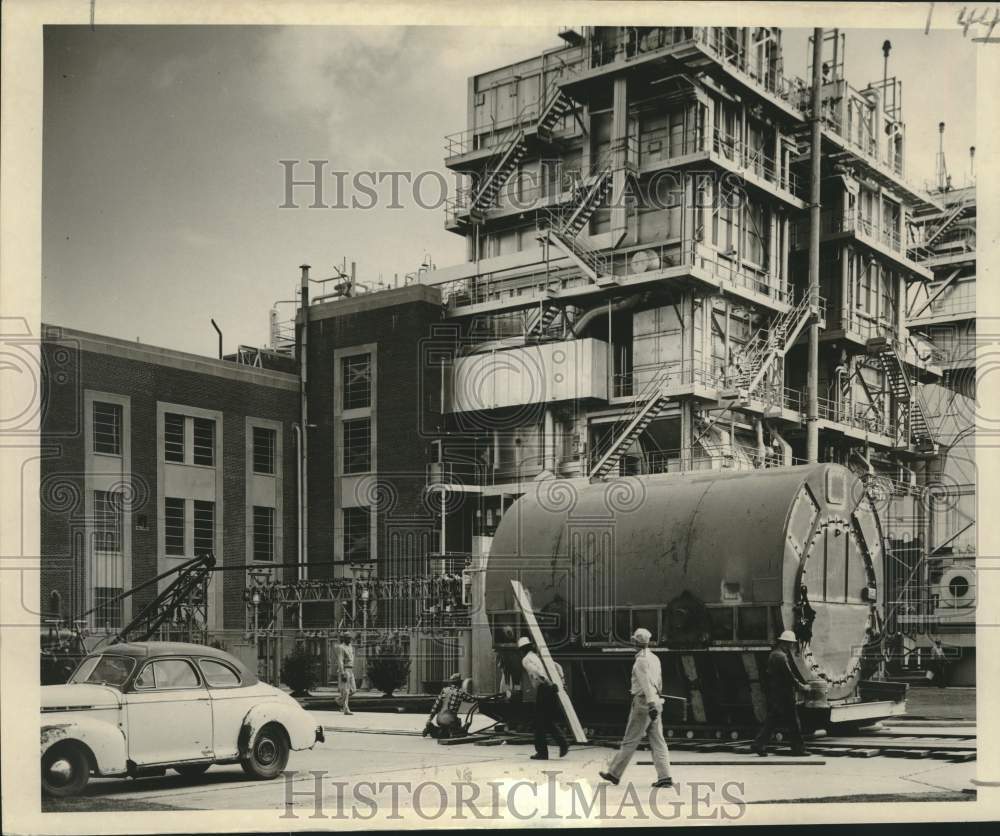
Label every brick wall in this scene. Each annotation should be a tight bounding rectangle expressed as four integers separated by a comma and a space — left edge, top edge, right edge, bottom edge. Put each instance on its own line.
303, 288, 445, 596
40, 327, 298, 633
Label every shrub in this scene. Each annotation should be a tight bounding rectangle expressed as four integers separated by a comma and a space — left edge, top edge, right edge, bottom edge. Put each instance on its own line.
366, 642, 411, 697
281, 645, 319, 697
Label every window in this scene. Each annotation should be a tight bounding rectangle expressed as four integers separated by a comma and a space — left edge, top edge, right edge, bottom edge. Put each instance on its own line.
343, 506, 372, 563
93, 402, 122, 455
136, 658, 201, 690
342, 355, 372, 410
193, 418, 215, 466
253, 506, 275, 562
92, 587, 123, 628
199, 658, 241, 687
164, 413, 185, 462
343, 417, 372, 474
70, 654, 135, 688
253, 427, 276, 475
165, 497, 185, 556
193, 500, 214, 556
93, 490, 122, 553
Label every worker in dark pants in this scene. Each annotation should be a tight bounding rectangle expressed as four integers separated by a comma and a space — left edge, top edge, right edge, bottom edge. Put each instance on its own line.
518, 637, 568, 760
751, 630, 810, 757
930, 638, 949, 688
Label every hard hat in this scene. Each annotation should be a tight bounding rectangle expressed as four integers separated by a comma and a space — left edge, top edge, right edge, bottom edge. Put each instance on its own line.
778, 630, 797, 643
632, 627, 652, 645
516, 637, 532, 649
449, 672, 463, 684
461, 677, 474, 692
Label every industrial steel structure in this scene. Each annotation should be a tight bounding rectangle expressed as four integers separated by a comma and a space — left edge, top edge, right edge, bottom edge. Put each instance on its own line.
40, 25, 976, 697
414, 26, 969, 691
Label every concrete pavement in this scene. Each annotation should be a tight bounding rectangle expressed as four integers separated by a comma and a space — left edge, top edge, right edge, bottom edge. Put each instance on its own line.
44, 706, 977, 820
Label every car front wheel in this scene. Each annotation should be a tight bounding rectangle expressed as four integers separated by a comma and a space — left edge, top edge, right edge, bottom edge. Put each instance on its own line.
42, 744, 90, 797
240, 723, 289, 779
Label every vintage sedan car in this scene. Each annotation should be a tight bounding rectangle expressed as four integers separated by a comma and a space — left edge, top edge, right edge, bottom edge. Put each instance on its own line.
40, 641, 324, 797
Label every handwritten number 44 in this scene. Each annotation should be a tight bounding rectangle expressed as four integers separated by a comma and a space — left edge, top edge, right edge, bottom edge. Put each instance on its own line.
956, 5, 1000, 42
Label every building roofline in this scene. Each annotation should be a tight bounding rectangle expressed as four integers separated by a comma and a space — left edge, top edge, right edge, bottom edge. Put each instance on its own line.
42, 324, 299, 391
303, 283, 442, 322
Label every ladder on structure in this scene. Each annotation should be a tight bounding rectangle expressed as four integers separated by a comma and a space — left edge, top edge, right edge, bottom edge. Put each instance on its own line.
731, 293, 814, 398
525, 303, 562, 340
541, 141, 627, 283
589, 370, 671, 479
468, 81, 577, 217
908, 194, 973, 262
865, 337, 937, 452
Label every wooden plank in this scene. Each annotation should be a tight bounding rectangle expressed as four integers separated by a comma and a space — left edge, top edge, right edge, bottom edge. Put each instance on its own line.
681, 654, 707, 722
639, 760, 827, 766
741, 652, 768, 723
846, 748, 880, 758
510, 579, 588, 743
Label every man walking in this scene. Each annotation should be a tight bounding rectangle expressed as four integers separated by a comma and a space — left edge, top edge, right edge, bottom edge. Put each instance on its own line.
335, 634, 356, 715
751, 630, 809, 756
930, 638, 948, 688
517, 637, 568, 760
599, 628, 673, 789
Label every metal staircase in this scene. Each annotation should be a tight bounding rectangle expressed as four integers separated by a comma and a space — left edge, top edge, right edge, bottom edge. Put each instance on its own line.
908, 194, 973, 262
468, 80, 577, 217
469, 130, 528, 214
589, 371, 671, 479
865, 337, 937, 452
731, 293, 814, 397
540, 141, 630, 282
525, 304, 562, 339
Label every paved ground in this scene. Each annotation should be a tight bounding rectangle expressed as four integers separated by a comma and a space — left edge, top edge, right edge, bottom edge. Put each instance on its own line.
43, 690, 980, 819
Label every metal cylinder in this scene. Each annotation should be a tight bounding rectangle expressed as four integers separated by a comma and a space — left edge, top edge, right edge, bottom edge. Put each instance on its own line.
485, 463, 886, 703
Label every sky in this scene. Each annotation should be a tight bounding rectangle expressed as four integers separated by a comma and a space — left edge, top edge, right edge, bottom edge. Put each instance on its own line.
42, 25, 977, 356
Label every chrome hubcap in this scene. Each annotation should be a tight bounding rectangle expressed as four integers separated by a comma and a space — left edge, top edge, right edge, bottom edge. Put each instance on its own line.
256, 737, 277, 765
47, 758, 74, 785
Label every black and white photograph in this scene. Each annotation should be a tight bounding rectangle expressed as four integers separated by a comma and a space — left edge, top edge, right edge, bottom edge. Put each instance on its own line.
2, 1, 998, 831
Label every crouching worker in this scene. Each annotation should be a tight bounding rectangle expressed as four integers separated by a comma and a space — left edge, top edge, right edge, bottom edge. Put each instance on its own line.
599, 628, 673, 788
423, 674, 475, 740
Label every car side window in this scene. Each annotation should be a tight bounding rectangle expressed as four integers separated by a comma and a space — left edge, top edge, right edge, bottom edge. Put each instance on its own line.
135, 658, 201, 690
199, 659, 241, 688
134, 663, 156, 689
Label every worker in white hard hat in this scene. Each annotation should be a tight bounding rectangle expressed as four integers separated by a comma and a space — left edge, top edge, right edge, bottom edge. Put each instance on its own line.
751, 630, 810, 756
517, 636, 568, 760
599, 627, 673, 789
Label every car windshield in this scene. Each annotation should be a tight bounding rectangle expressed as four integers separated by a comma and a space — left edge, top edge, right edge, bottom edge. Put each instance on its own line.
69, 654, 136, 689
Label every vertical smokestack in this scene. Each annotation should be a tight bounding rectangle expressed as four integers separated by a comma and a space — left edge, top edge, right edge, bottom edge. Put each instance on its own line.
936, 122, 948, 191
806, 28, 823, 465
970, 146, 976, 184
299, 264, 310, 593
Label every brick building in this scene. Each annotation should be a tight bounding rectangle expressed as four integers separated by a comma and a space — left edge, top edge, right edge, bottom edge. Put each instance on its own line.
40, 325, 299, 655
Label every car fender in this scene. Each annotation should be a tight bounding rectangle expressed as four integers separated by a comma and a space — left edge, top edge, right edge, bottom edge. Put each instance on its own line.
41, 716, 128, 776
238, 699, 319, 754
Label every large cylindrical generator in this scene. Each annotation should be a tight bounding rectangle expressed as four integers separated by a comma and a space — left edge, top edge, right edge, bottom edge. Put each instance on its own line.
481, 463, 903, 733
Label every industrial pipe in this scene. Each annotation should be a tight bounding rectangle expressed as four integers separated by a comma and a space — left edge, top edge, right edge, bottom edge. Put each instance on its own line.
769, 423, 793, 467
299, 265, 310, 593
210, 318, 223, 359
806, 27, 824, 464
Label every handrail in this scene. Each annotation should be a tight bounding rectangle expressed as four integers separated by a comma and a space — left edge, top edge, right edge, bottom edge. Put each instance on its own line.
444, 72, 575, 159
